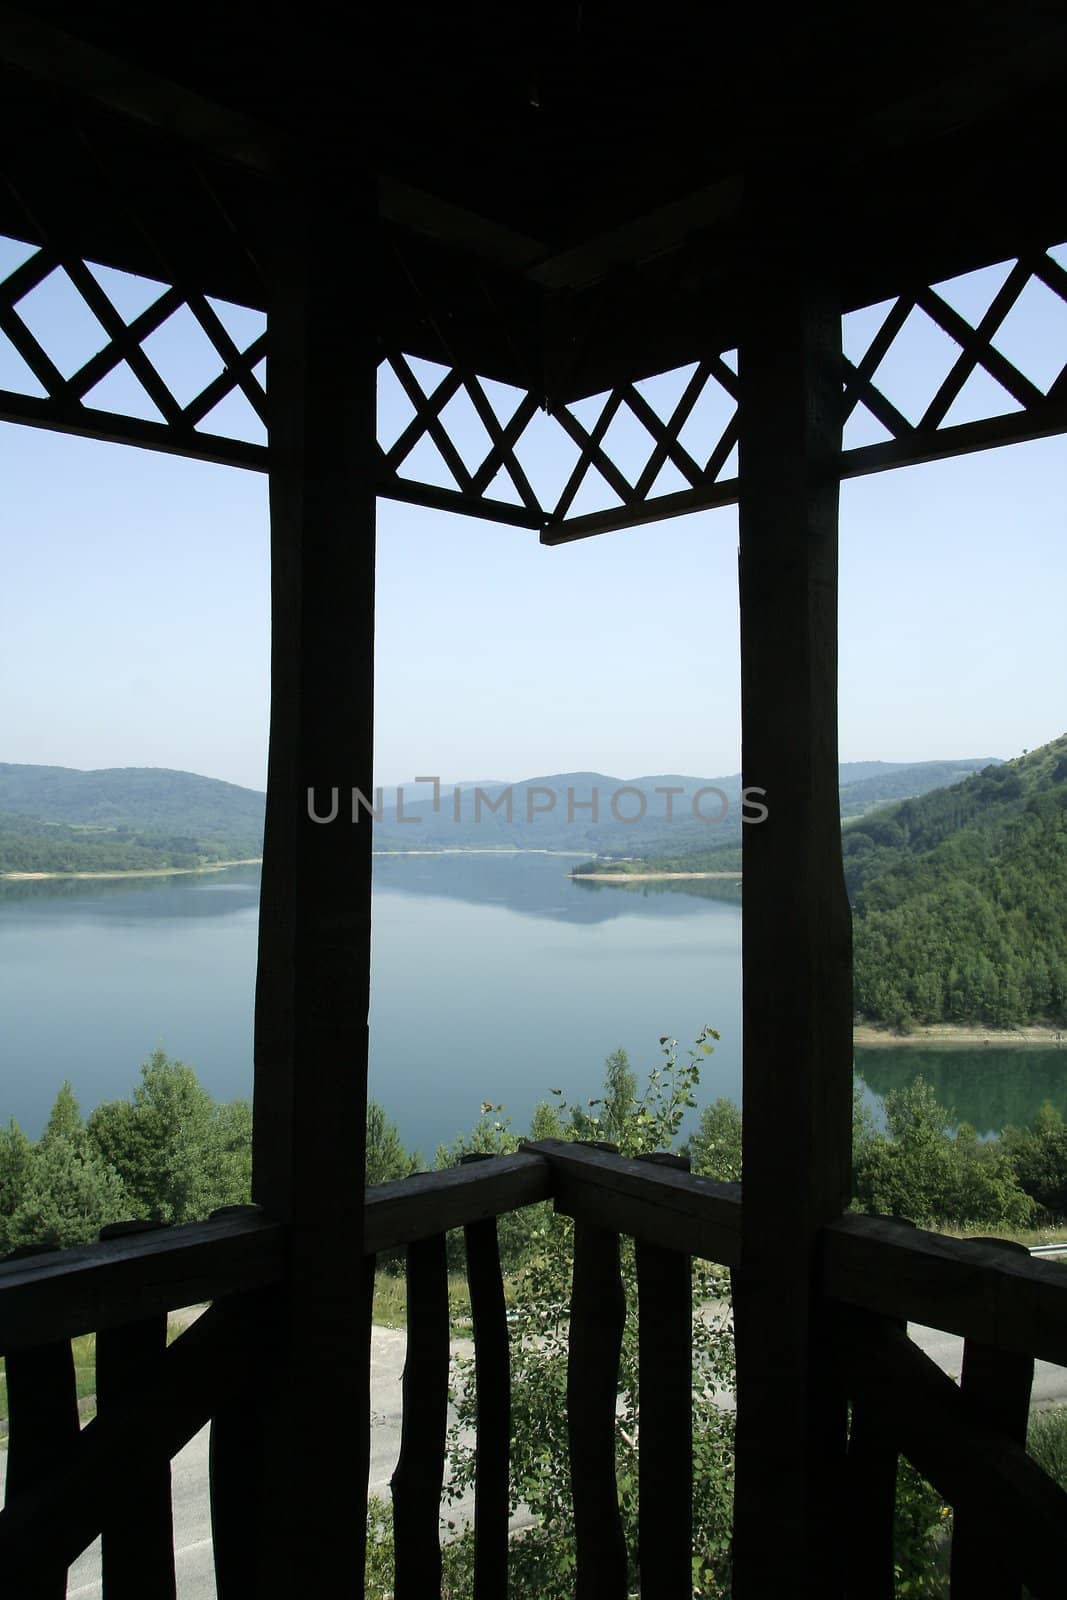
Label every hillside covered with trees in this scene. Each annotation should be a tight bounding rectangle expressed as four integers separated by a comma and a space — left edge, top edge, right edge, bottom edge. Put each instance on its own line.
848, 735, 1067, 1029
0, 764, 264, 872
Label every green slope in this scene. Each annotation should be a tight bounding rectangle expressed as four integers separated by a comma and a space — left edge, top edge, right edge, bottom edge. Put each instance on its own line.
0, 764, 265, 873
847, 736, 1067, 1029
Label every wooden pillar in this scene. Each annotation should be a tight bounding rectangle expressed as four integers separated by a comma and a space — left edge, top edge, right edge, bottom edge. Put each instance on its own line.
249, 170, 376, 1596
731, 228, 852, 1594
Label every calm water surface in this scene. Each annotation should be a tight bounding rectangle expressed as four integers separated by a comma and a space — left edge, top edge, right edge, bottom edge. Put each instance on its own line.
1, 856, 1063, 1153
0, 856, 743, 1155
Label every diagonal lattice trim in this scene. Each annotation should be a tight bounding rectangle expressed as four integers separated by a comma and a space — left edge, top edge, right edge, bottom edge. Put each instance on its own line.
0, 235, 268, 466
2, 225, 1065, 536
842, 242, 1067, 443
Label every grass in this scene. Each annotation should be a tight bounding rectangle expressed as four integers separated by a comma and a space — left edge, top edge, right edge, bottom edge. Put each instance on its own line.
372, 1267, 520, 1332
0, 1331, 98, 1437
945, 1223, 1067, 1249
1028, 1404, 1067, 1490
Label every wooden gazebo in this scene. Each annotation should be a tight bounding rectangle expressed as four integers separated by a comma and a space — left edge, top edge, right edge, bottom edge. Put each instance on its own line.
2, 3, 1067, 1594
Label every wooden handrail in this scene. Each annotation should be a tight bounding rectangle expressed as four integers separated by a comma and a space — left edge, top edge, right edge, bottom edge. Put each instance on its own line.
821, 1212, 1067, 1362
6, 1155, 1067, 1599
522, 1139, 742, 1265
364, 1150, 552, 1254
0, 1210, 285, 1354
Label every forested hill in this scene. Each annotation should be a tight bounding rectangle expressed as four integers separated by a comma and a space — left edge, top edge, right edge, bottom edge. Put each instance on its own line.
849, 736, 1067, 1030
0, 764, 264, 873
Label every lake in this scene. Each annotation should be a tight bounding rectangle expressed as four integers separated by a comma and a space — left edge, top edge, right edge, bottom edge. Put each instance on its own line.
1, 856, 1064, 1155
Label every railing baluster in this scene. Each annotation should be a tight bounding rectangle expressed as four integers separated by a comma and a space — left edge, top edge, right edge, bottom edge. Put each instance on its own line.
635, 1152, 692, 1600
569, 1203, 627, 1599
844, 1319, 902, 1599
95, 1220, 176, 1599
206, 1206, 289, 1599
2, 1244, 80, 1600
391, 1231, 450, 1599
841, 1217, 915, 1600
951, 1236, 1034, 1599
461, 1153, 511, 1599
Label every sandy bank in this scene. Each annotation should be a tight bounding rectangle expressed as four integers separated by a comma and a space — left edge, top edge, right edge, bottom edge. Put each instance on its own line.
572, 870, 742, 882
854, 1022, 1066, 1049
1, 858, 262, 882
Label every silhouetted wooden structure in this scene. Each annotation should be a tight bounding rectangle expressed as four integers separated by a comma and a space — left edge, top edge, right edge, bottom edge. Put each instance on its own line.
1, 4, 1066, 1593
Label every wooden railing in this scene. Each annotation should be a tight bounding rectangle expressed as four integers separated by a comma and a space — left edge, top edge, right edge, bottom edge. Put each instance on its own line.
2, 1146, 1067, 1596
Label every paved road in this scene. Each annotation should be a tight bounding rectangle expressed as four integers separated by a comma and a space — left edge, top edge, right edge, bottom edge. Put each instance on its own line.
1, 1319, 1064, 1597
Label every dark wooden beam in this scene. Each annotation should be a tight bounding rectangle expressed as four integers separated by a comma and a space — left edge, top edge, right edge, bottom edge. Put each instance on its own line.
0, 1211, 283, 1353
251, 171, 376, 1595
730, 212, 852, 1596
526, 175, 743, 291
0, 5, 284, 172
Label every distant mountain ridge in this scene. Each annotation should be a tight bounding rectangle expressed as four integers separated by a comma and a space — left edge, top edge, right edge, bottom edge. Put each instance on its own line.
378, 757, 998, 860
0, 754, 1004, 874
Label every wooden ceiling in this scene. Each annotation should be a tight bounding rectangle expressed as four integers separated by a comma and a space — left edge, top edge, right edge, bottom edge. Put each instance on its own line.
1, 1, 1065, 398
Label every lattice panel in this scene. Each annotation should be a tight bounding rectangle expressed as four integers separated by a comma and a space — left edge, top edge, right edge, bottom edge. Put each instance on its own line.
840, 243, 1067, 473
0, 233, 268, 469
375, 349, 740, 537
3, 228, 1066, 539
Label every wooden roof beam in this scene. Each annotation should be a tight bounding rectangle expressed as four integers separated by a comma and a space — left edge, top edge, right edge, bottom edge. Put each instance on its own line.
0, 4, 285, 171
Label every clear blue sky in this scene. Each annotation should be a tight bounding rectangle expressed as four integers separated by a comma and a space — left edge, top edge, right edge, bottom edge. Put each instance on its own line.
1, 241, 1064, 792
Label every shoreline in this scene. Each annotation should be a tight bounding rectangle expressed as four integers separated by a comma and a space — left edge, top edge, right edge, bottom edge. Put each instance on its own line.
854, 1022, 1066, 1049
1, 857, 262, 882
572, 869, 741, 882
1, 848, 590, 881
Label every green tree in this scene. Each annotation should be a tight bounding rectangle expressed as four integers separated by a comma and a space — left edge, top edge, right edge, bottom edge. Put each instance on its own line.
688, 1097, 742, 1182
87, 1050, 252, 1224
366, 1100, 420, 1186
45, 1080, 86, 1144
0, 1118, 34, 1238
1002, 1102, 1067, 1219
2, 1134, 130, 1253
852, 1077, 1033, 1229
1, 1083, 130, 1254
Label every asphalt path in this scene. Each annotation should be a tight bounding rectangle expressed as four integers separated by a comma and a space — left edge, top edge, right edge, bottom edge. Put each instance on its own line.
0, 1318, 1064, 1597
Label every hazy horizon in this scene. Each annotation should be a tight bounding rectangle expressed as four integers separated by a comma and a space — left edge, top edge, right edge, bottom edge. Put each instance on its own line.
0, 748, 1019, 798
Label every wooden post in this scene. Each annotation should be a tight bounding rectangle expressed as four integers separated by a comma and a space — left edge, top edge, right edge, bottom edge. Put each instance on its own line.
731, 216, 852, 1595
250, 168, 376, 1596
